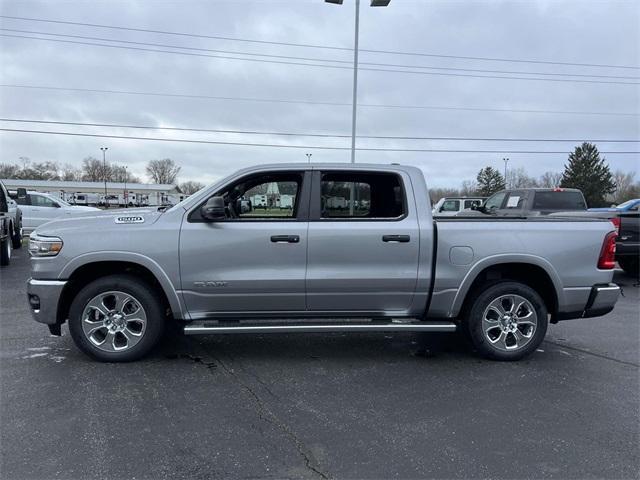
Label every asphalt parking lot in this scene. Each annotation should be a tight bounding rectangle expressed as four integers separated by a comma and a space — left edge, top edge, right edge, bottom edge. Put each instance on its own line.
1, 250, 638, 480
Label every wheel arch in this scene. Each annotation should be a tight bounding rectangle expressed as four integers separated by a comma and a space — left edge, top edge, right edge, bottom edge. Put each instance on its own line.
57, 254, 185, 325
452, 255, 561, 319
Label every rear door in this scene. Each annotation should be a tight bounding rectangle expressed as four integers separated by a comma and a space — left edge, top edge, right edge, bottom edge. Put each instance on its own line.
305, 170, 419, 313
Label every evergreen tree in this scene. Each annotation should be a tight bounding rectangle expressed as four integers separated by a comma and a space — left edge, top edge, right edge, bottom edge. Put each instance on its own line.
560, 143, 615, 207
476, 166, 506, 197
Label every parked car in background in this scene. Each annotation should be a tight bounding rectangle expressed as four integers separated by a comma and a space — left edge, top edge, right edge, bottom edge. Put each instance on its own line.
26, 163, 620, 363
616, 212, 639, 277
432, 196, 485, 216
0, 181, 13, 266
0, 181, 23, 249
10, 191, 100, 233
589, 198, 640, 213
462, 188, 588, 216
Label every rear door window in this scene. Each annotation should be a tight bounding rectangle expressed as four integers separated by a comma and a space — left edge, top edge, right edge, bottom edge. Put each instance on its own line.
504, 192, 525, 210
440, 199, 460, 212
320, 172, 405, 219
532, 191, 586, 210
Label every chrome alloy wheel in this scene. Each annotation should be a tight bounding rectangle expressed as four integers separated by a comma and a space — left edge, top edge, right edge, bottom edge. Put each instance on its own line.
81, 291, 147, 352
482, 294, 537, 352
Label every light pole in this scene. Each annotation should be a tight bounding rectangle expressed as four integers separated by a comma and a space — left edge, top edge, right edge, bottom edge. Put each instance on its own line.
325, 0, 391, 163
100, 147, 108, 208
503, 157, 509, 188
306, 153, 312, 163
124, 165, 128, 207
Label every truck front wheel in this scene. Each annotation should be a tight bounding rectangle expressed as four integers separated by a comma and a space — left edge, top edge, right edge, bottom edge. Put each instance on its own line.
465, 282, 548, 361
68, 275, 165, 362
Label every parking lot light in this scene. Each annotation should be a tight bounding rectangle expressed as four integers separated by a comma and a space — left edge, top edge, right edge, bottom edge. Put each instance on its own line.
325, 0, 391, 163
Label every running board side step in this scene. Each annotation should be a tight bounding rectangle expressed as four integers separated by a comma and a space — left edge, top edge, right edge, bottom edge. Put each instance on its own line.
183, 321, 457, 335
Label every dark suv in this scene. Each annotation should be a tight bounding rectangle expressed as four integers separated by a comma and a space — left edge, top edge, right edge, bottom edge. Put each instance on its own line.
464, 188, 587, 216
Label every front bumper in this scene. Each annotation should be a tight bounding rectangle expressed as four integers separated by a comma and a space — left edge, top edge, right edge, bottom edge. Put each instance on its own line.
556, 283, 621, 321
26, 278, 67, 325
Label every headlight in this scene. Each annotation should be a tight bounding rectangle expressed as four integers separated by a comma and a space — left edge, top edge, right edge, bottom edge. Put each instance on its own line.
28, 234, 63, 257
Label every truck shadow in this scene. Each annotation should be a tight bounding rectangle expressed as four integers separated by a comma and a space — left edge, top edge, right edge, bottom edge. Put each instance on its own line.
158, 330, 474, 364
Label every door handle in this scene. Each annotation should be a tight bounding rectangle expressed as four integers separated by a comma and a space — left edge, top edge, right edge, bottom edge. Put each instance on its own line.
382, 235, 410, 243
270, 235, 300, 243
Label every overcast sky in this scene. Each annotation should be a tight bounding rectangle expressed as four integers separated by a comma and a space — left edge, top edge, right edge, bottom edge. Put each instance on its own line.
0, 0, 638, 187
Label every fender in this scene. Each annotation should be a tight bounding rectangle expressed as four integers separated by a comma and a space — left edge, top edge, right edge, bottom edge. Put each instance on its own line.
449, 253, 563, 317
58, 251, 188, 320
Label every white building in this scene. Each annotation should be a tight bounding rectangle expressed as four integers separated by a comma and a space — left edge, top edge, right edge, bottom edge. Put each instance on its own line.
0, 179, 184, 206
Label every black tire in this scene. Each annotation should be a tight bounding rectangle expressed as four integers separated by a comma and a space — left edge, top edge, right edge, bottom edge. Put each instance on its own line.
465, 281, 548, 361
618, 257, 639, 278
11, 219, 22, 249
68, 274, 165, 362
0, 233, 11, 266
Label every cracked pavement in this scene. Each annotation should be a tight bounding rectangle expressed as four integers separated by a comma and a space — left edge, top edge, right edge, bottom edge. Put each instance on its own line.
1, 250, 639, 479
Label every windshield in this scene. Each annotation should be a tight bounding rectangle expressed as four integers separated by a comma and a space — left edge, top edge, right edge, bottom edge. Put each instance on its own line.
484, 192, 506, 210
616, 199, 637, 209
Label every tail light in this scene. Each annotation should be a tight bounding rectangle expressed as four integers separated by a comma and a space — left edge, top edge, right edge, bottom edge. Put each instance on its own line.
598, 231, 617, 269
610, 217, 621, 235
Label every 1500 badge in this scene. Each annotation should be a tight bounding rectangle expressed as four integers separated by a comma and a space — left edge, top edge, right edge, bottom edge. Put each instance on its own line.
115, 216, 145, 224
194, 281, 228, 288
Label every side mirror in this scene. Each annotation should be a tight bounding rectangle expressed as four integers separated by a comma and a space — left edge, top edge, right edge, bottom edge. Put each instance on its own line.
470, 203, 478, 210
17, 188, 27, 201
201, 196, 226, 221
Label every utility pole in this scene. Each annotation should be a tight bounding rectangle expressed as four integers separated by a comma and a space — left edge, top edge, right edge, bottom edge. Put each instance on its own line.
350, 0, 360, 164
325, 0, 390, 163
100, 147, 108, 208
124, 165, 128, 207
306, 153, 312, 163
503, 157, 509, 188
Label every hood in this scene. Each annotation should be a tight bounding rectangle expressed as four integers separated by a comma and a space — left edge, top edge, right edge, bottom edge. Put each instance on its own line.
34, 207, 165, 237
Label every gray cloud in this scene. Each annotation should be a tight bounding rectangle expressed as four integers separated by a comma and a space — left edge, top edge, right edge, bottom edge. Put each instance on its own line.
0, 0, 638, 187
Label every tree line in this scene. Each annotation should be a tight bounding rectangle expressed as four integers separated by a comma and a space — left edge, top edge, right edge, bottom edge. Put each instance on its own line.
1, 143, 637, 205
0, 157, 205, 195
431, 143, 638, 207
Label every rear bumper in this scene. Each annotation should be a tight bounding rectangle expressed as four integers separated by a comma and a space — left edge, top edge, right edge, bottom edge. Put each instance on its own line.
555, 283, 620, 321
26, 278, 66, 325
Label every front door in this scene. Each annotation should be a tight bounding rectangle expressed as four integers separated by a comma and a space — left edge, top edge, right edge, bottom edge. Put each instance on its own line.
21, 193, 62, 230
306, 170, 420, 313
179, 170, 310, 319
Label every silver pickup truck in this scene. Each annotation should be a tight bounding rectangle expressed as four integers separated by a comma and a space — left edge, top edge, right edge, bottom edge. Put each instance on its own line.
26, 163, 620, 362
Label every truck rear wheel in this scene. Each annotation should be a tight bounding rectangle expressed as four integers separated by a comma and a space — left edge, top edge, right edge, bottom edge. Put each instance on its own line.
0, 234, 11, 266
68, 275, 165, 362
465, 281, 547, 361
11, 220, 22, 249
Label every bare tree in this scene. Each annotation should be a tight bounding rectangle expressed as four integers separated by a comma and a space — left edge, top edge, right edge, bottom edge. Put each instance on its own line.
0, 163, 21, 178
146, 159, 181, 184
60, 164, 83, 181
111, 165, 141, 184
460, 179, 479, 196
610, 170, 637, 204
538, 171, 563, 188
506, 166, 538, 189
81, 157, 110, 182
179, 180, 205, 195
